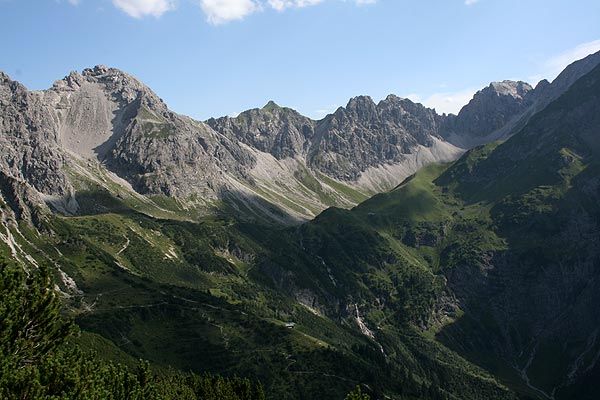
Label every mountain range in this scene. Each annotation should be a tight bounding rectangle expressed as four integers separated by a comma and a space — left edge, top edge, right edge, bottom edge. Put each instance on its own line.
1, 50, 600, 399
6, 53, 595, 225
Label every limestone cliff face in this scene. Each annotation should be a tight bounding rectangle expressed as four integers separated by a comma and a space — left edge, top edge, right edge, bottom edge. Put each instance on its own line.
43, 65, 254, 199
0, 72, 70, 223
208, 94, 455, 183
0, 72, 68, 194
207, 101, 316, 160
443, 51, 600, 147
309, 95, 445, 180
444, 80, 535, 142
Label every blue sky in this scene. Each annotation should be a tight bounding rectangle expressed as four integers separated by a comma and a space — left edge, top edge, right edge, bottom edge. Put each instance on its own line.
1, 0, 599, 120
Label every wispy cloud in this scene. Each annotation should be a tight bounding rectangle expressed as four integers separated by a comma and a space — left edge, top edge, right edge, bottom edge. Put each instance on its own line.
408, 39, 600, 115
66, 0, 376, 23
313, 103, 340, 118
52, 0, 80, 5
532, 39, 600, 82
200, 0, 258, 24
268, 0, 324, 11
202, 0, 375, 24
464, 0, 479, 5
112, 0, 176, 18
406, 87, 478, 115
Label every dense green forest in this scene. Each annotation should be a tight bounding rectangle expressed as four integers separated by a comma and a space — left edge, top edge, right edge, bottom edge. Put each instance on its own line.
0, 259, 265, 399
0, 255, 510, 399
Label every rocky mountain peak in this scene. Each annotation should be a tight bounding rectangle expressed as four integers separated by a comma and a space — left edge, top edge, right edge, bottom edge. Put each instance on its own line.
443, 79, 535, 142
0, 68, 72, 223
81, 64, 110, 76
262, 100, 282, 112
2, 53, 597, 225
51, 70, 85, 92
308, 92, 455, 182
488, 80, 533, 99
377, 94, 427, 114
0, 72, 26, 95
535, 78, 551, 91
49, 65, 166, 111
383, 94, 403, 102
347, 95, 375, 105
207, 100, 315, 160
0, 71, 12, 84
345, 95, 377, 115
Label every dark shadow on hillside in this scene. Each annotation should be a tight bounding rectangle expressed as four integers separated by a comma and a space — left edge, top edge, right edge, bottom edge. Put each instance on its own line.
93, 97, 140, 161
65, 183, 303, 231
217, 188, 306, 226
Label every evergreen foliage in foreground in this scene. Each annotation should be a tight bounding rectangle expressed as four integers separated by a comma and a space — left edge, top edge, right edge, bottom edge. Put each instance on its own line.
344, 386, 371, 400
0, 260, 265, 400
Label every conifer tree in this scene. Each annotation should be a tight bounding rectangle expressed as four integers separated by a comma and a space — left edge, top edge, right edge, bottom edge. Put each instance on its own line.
344, 385, 371, 400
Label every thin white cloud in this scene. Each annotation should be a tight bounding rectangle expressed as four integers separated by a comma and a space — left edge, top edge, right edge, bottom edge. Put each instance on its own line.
313, 103, 339, 118
268, 0, 324, 11
406, 88, 478, 115
202, 0, 375, 24
112, 0, 175, 18
72, 0, 373, 23
412, 39, 600, 115
200, 0, 258, 24
536, 39, 600, 82
464, 0, 479, 5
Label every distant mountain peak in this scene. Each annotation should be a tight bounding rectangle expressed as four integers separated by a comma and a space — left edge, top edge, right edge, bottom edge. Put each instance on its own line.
382, 94, 405, 103
0, 71, 11, 82
344, 95, 378, 119
82, 64, 110, 76
442, 79, 535, 143
535, 78, 551, 90
487, 80, 533, 98
346, 95, 375, 107
262, 100, 282, 111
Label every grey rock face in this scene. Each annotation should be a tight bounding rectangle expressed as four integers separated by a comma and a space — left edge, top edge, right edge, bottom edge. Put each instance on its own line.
208, 94, 453, 183
0, 172, 45, 224
444, 51, 600, 146
107, 113, 254, 198
444, 80, 535, 141
309, 95, 443, 180
207, 101, 315, 160
207, 95, 442, 181
0, 72, 70, 223
44, 66, 255, 199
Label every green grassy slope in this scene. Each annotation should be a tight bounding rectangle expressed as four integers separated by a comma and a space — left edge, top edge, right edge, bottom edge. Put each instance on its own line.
0, 164, 519, 400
